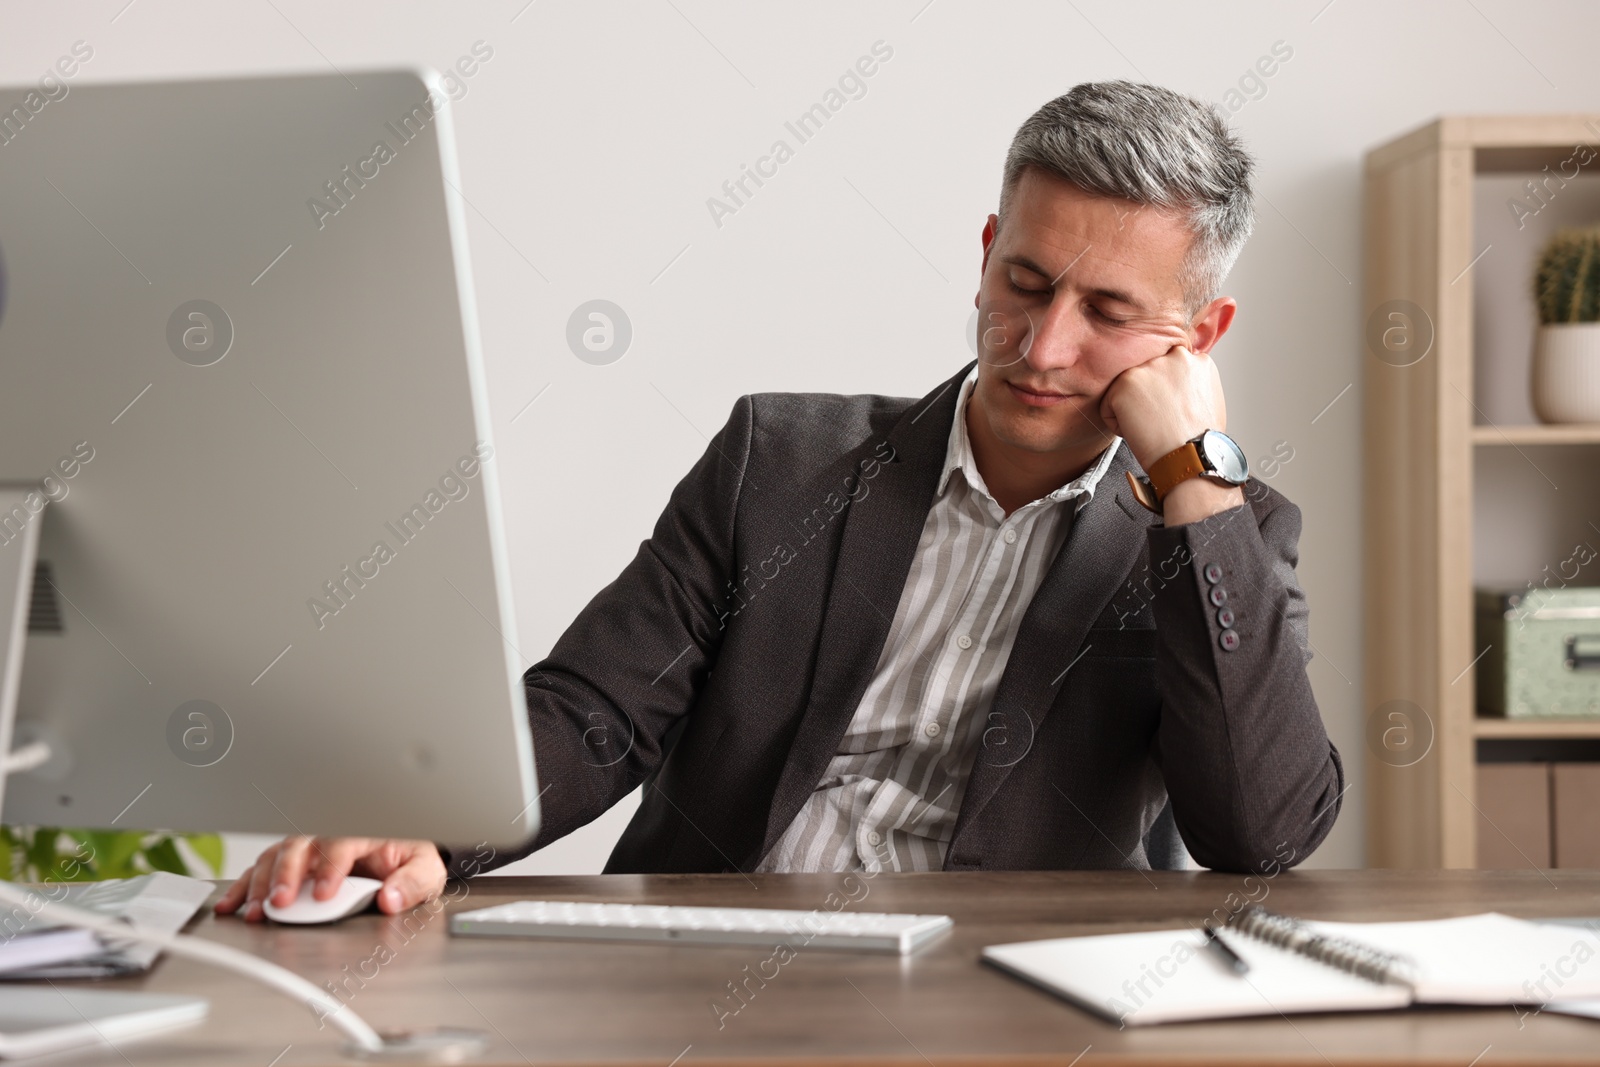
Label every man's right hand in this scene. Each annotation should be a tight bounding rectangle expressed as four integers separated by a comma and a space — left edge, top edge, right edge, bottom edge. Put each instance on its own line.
213, 837, 447, 921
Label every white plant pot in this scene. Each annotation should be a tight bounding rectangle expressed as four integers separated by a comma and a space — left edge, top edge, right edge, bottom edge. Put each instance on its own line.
1532, 322, 1600, 424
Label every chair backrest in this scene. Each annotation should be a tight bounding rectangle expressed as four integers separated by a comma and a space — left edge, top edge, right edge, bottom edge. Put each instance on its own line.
1142, 799, 1191, 870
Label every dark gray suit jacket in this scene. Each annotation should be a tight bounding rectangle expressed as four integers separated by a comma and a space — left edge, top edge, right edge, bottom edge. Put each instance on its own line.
448, 362, 1344, 877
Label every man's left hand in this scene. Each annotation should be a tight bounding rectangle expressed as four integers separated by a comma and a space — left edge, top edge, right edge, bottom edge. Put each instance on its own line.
1100, 343, 1245, 525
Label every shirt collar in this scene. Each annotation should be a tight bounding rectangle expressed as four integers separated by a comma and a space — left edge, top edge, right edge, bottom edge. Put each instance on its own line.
937, 365, 1122, 512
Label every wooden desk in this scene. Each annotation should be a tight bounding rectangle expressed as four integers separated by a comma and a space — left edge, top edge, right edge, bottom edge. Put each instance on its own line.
43, 870, 1600, 1065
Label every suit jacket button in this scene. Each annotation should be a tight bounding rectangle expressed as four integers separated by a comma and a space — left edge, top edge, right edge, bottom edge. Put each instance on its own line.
1219, 628, 1240, 652
1209, 586, 1228, 607
1217, 607, 1235, 628
1204, 563, 1223, 584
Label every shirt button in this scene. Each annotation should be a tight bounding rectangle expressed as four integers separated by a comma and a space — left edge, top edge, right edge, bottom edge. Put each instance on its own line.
925, 722, 941, 738
1209, 586, 1228, 607
956, 634, 973, 650
1003, 529, 1017, 544
866, 831, 882, 846
1219, 629, 1240, 652
1204, 563, 1223, 584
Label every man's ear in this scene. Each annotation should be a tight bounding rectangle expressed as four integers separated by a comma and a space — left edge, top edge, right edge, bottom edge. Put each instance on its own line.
976, 214, 998, 309
1188, 297, 1238, 355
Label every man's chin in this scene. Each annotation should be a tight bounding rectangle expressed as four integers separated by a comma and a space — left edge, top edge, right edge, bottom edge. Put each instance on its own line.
989, 403, 1108, 452
990, 418, 1110, 457
972, 377, 1111, 456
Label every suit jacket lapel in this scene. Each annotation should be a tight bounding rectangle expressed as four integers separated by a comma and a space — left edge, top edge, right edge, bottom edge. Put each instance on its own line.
948, 440, 1151, 849
753, 363, 971, 863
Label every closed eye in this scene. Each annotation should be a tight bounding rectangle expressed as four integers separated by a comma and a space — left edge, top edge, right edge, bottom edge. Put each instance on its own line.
1095, 308, 1128, 326
1005, 280, 1128, 325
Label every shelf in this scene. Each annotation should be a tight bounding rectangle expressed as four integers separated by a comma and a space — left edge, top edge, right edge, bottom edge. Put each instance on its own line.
1471, 425, 1600, 446
1474, 718, 1600, 739
1366, 114, 1600, 868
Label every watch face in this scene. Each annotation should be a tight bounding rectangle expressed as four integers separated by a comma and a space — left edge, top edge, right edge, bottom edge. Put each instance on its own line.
1197, 430, 1249, 485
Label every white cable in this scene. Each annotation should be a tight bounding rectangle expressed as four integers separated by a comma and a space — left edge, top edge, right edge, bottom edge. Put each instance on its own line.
2, 741, 51, 774
0, 879, 384, 1052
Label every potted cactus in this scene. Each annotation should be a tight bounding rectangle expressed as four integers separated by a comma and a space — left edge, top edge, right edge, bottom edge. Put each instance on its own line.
1532, 226, 1600, 423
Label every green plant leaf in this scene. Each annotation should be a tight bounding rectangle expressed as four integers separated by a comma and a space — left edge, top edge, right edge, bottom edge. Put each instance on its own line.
106, 833, 146, 879
180, 834, 224, 876
141, 837, 187, 876
72, 830, 143, 880
24, 828, 61, 882
3, 827, 221, 881
61, 831, 102, 880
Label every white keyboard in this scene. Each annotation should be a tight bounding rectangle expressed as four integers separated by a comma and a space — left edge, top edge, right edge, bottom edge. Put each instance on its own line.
449, 900, 953, 955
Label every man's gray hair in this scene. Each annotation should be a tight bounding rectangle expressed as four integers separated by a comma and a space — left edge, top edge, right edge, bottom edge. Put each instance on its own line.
998, 80, 1255, 321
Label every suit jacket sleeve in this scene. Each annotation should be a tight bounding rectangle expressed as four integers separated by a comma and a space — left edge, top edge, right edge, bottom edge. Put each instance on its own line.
439, 396, 752, 878
1144, 483, 1344, 873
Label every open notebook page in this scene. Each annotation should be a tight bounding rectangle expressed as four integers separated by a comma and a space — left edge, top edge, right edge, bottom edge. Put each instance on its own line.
1305, 913, 1600, 1005
982, 927, 1411, 1026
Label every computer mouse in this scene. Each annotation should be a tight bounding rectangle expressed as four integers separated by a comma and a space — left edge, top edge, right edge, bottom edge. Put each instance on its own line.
263, 876, 384, 924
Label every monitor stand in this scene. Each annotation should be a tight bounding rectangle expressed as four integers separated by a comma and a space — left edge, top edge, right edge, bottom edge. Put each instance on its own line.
0, 487, 484, 1062
0, 485, 42, 791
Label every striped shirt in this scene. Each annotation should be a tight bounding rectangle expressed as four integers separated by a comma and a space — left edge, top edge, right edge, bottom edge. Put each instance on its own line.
754, 368, 1122, 873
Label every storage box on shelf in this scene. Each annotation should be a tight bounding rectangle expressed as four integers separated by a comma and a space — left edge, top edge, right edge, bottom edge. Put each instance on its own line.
1475, 588, 1600, 719
1474, 761, 1600, 868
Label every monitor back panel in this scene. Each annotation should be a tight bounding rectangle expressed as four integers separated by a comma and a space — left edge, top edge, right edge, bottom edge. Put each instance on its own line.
0, 69, 537, 845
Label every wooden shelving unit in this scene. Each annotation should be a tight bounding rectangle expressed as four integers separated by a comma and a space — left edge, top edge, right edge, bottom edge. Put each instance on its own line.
1470, 425, 1600, 446
1474, 719, 1600, 740
1363, 115, 1600, 868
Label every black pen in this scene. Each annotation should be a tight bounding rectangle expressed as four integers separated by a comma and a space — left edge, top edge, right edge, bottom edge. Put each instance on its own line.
1203, 924, 1250, 976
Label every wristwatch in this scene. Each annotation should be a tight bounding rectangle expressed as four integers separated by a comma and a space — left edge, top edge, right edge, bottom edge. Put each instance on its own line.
1126, 430, 1249, 513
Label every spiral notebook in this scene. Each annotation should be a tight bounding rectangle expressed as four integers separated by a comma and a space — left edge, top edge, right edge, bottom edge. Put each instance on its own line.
982, 908, 1600, 1026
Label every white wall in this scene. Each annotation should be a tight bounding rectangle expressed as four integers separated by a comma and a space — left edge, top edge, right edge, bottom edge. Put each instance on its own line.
12, 0, 1600, 876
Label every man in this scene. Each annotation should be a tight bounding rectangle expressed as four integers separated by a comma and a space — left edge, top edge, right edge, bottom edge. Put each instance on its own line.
219, 79, 1342, 921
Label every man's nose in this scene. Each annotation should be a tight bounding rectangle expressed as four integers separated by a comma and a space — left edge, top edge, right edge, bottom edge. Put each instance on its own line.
1023, 300, 1086, 372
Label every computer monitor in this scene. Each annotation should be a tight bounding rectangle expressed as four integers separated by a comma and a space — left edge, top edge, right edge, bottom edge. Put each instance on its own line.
0, 68, 538, 850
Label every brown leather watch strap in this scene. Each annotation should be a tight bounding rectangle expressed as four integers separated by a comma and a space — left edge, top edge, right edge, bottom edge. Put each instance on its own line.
1125, 470, 1160, 512
1126, 440, 1206, 513
1147, 440, 1206, 500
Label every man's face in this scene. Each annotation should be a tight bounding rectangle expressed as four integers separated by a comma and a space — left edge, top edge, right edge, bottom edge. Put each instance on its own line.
971, 166, 1201, 459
